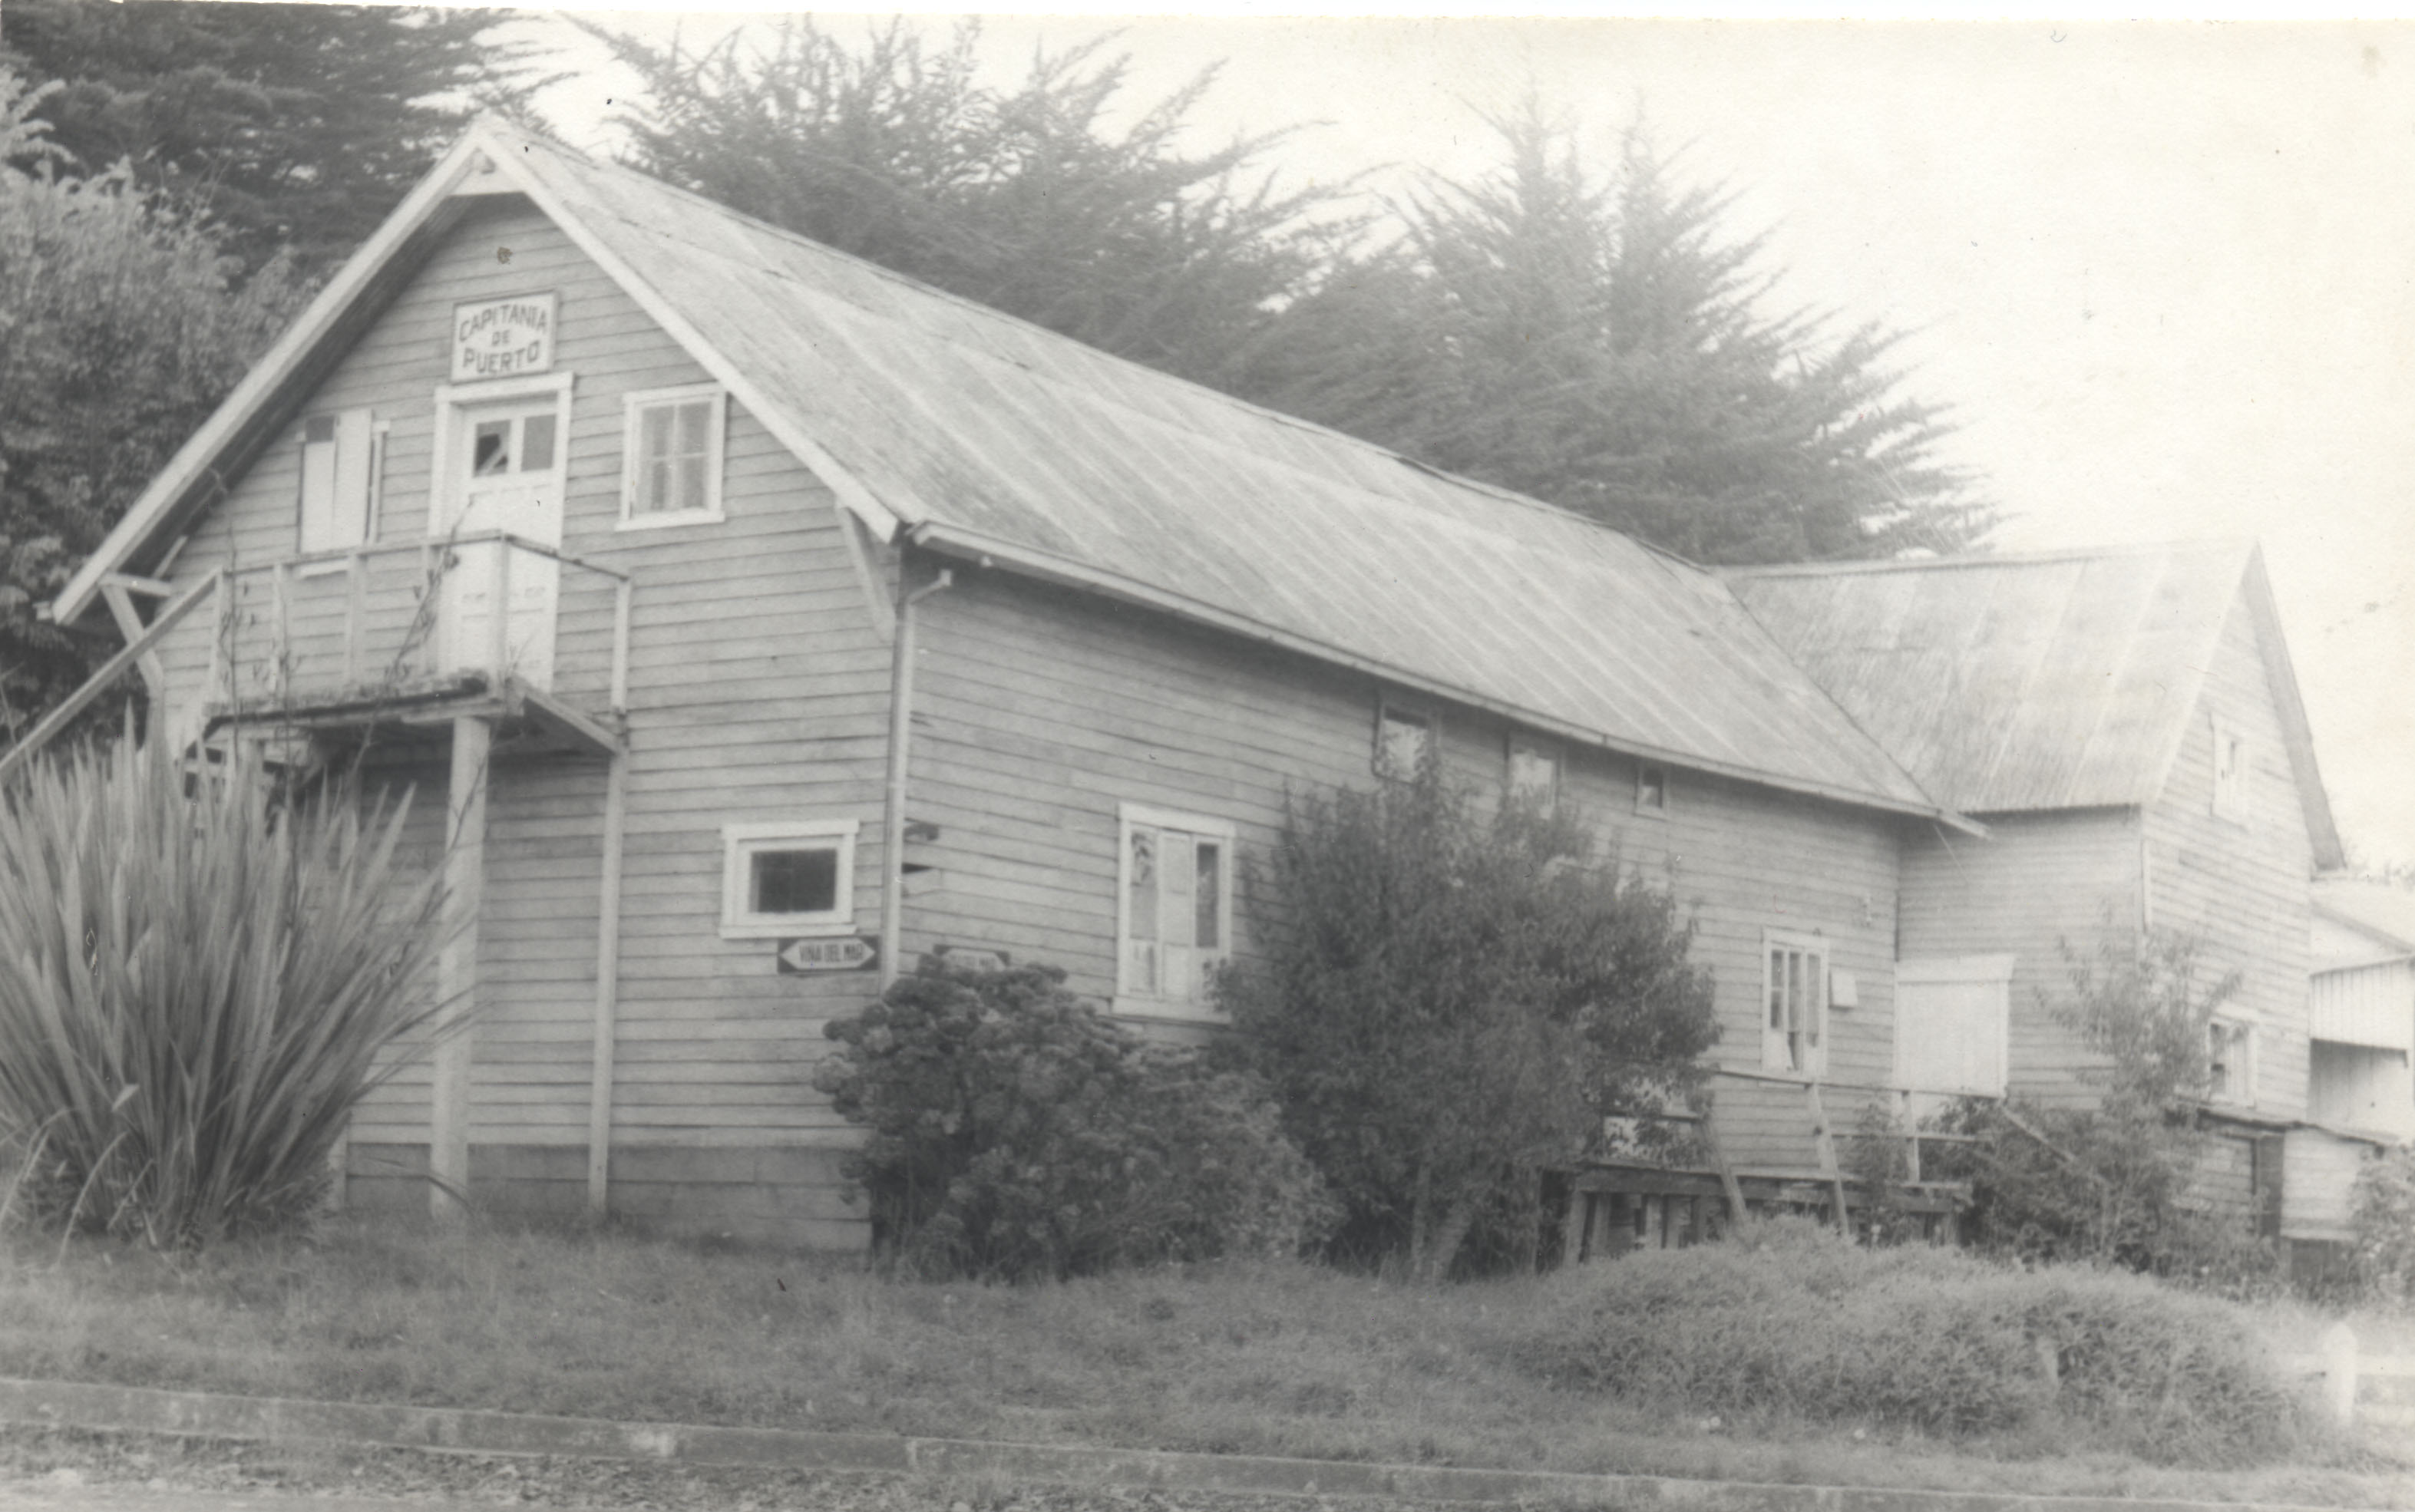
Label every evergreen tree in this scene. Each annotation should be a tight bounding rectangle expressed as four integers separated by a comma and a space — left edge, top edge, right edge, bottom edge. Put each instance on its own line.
0, 1, 540, 276
0, 72, 301, 735
1241, 106, 1990, 564
593, 18, 1349, 393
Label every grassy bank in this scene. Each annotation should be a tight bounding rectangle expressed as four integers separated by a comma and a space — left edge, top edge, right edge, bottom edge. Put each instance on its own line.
2, 1216, 2410, 1507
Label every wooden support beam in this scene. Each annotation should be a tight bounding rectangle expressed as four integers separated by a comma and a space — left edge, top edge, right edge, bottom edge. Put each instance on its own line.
1806, 1080, 1854, 1233
430, 715, 490, 1223
0, 576, 218, 786
100, 572, 177, 599
586, 750, 627, 1216
98, 581, 168, 702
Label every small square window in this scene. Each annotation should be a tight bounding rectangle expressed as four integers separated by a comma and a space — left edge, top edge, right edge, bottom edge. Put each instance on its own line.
622, 385, 727, 527
1637, 763, 1670, 815
1376, 699, 1434, 779
1506, 736, 1559, 808
721, 819, 857, 939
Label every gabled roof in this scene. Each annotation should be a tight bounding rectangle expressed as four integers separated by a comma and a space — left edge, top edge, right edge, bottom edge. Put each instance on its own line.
56, 119, 1967, 827
1728, 542, 2344, 867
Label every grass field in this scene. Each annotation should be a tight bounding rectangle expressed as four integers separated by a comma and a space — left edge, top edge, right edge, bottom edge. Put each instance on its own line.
3, 1215, 2413, 1508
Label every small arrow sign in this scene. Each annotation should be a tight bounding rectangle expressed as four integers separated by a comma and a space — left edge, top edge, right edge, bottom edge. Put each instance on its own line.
777, 936, 878, 974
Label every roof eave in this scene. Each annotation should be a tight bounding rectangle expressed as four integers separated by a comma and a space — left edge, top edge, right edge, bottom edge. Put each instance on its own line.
910, 521, 1987, 837
2240, 546, 2347, 872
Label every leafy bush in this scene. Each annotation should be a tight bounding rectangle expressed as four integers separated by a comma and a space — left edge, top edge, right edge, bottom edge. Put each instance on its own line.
1214, 766, 1717, 1279
0, 737, 444, 1248
816, 958, 1332, 1281
1516, 1218, 2318, 1465
1922, 930, 2280, 1291
2351, 1143, 2415, 1305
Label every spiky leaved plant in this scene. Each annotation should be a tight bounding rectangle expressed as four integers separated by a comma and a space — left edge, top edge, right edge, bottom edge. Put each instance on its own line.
0, 735, 445, 1248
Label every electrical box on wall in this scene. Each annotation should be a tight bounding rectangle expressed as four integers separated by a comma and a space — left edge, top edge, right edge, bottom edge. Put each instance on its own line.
1829, 969, 1859, 1009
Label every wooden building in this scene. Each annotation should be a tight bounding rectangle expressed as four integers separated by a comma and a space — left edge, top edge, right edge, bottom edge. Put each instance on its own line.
31, 120, 2371, 1251
1735, 546, 2381, 1256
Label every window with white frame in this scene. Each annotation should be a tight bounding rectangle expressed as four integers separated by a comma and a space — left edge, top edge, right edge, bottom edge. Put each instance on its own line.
298, 409, 379, 556
621, 384, 726, 527
1376, 698, 1434, 780
1636, 762, 1670, 817
2211, 717, 2249, 822
1763, 930, 1829, 1075
719, 819, 857, 939
1506, 735, 1559, 808
1117, 804, 1234, 1018
2207, 1017, 2258, 1107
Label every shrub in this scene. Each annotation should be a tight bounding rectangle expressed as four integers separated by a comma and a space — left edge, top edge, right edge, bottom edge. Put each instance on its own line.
1213, 765, 1717, 1279
1516, 1217, 2317, 1465
0, 737, 444, 1248
816, 958, 1332, 1281
2351, 1143, 2415, 1305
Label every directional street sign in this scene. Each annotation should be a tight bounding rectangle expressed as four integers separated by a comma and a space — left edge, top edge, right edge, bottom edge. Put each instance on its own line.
776, 936, 879, 973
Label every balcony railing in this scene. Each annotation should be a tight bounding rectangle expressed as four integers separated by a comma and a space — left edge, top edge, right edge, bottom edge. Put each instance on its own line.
204, 531, 630, 735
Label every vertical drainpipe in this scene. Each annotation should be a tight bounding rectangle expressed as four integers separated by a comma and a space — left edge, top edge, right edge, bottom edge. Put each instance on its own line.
879, 541, 952, 989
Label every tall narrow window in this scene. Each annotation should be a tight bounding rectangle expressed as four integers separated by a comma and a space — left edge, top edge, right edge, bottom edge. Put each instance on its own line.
2208, 1018, 2257, 1107
621, 384, 727, 527
1118, 803, 1235, 1018
298, 409, 376, 555
1763, 931, 1829, 1075
2211, 718, 2249, 822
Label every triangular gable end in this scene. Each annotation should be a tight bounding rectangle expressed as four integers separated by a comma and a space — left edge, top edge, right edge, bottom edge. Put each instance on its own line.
2135, 544, 2344, 872
50, 117, 901, 630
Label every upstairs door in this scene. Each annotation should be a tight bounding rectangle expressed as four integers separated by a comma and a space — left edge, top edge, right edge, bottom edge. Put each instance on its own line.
433, 381, 567, 688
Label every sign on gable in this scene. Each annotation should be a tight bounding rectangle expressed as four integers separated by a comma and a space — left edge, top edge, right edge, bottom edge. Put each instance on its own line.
452, 293, 557, 381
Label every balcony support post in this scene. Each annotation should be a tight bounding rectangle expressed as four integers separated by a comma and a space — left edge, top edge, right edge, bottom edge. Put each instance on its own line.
586, 747, 627, 1216
431, 713, 490, 1223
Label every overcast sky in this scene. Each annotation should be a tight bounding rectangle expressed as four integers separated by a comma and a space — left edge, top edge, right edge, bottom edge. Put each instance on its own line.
518, 12, 2415, 867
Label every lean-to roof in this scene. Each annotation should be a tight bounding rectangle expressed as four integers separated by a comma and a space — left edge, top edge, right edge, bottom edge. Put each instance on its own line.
57, 120, 1961, 825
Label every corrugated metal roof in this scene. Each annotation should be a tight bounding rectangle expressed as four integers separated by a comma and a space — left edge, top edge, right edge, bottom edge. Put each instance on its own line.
499, 129, 1948, 818
1726, 543, 2259, 813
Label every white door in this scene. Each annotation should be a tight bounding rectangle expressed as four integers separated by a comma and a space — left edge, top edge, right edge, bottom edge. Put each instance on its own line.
436, 397, 563, 688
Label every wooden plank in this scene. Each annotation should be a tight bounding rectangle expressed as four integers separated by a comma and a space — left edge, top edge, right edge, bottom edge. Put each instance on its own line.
0, 575, 219, 784
99, 581, 169, 700
430, 715, 489, 1221
588, 751, 627, 1213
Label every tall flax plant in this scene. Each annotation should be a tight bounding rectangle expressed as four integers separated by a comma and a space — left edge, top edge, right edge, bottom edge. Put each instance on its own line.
0, 736, 444, 1247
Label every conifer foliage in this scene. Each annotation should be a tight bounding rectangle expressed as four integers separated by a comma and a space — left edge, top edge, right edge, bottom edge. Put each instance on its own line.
592, 18, 1347, 395
1242, 105, 1990, 564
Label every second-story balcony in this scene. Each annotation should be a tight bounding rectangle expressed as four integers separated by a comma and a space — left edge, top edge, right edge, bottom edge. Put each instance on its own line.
200, 532, 630, 758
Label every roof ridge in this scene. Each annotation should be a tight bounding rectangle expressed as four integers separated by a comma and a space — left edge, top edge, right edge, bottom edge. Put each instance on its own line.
1723, 537, 2255, 579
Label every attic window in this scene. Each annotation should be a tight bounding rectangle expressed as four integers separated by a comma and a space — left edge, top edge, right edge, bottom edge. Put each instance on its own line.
1637, 763, 1670, 816
2211, 718, 2248, 823
621, 384, 726, 528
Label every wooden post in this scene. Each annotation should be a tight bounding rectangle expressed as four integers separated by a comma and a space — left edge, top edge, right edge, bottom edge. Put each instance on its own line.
489, 539, 513, 680
1559, 1185, 1588, 1266
430, 715, 490, 1222
1700, 1107, 1751, 1229
98, 582, 167, 702
610, 577, 633, 715
1807, 1080, 1852, 1232
270, 561, 292, 695
586, 748, 627, 1216
2322, 1321, 2359, 1428
342, 550, 368, 688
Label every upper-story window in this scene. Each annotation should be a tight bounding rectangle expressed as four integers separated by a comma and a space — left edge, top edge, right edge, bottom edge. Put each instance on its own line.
2211, 717, 2249, 822
621, 384, 727, 528
297, 409, 378, 556
1506, 735, 1560, 808
1117, 803, 1234, 1019
1763, 929, 1829, 1075
1376, 697, 1435, 780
